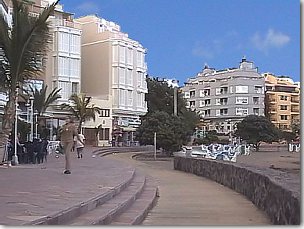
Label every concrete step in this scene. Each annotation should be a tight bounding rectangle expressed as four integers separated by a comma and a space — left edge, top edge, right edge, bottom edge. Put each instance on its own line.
110, 176, 159, 225
65, 171, 147, 225
26, 168, 136, 225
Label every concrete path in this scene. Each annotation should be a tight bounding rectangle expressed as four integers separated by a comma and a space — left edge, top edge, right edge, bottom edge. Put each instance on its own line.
106, 153, 271, 226
0, 147, 135, 225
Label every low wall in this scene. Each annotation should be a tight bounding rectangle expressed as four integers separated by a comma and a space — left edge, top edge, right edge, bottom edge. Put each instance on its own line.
174, 156, 300, 225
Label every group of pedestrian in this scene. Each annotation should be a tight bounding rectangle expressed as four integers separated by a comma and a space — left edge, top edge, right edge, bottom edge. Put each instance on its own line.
4, 133, 48, 165
2, 116, 86, 175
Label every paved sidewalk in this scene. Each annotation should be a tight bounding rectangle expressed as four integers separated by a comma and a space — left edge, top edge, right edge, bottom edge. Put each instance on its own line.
0, 147, 134, 225
106, 153, 271, 226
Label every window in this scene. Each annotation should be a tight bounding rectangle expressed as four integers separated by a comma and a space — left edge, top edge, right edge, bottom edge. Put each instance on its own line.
253, 108, 259, 115
127, 48, 133, 65
281, 115, 288, 120
58, 57, 69, 76
220, 98, 228, 105
119, 68, 125, 85
71, 82, 79, 95
58, 81, 70, 100
70, 58, 80, 77
236, 97, 248, 104
215, 88, 221, 95
137, 52, 143, 67
280, 95, 288, 101
199, 90, 205, 97
126, 69, 132, 86
70, 34, 80, 54
189, 101, 195, 107
216, 109, 220, 116
199, 100, 205, 107
190, 90, 195, 98
220, 87, 228, 94
280, 105, 288, 110
99, 128, 110, 140
253, 97, 259, 105
58, 32, 69, 52
99, 109, 110, 117
236, 108, 248, 116
220, 108, 228, 115
230, 86, 233, 93
254, 86, 263, 94
204, 89, 210, 96
235, 86, 248, 93
205, 109, 211, 116
215, 98, 220, 105
128, 90, 133, 106
184, 92, 190, 98
205, 99, 211, 105
113, 45, 118, 62
119, 90, 126, 106
119, 46, 126, 63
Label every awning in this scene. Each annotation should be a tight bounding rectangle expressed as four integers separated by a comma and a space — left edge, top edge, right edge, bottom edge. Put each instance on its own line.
121, 127, 137, 132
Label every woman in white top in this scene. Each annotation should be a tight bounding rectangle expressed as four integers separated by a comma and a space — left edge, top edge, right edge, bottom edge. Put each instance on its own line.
75, 133, 85, 158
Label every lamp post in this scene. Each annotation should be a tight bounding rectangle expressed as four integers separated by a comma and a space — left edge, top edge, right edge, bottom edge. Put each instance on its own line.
29, 96, 34, 141
12, 87, 19, 165
173, 80, 179, 116
35, 113, 38, 139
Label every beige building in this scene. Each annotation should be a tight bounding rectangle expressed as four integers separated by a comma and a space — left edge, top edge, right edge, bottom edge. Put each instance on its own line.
75, 15, 148, 146
264, 73, 300, 131
81, 96, 112, 147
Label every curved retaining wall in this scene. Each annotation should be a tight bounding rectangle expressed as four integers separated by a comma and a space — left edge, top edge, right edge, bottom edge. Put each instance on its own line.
174, 156, 300, 225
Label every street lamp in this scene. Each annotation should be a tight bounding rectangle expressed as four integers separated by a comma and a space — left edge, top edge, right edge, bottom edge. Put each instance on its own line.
12, 87, 19, 165
29, 96, 34, 141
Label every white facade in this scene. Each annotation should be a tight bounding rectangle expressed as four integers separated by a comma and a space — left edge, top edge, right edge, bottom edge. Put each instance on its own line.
50, 16, 82, 104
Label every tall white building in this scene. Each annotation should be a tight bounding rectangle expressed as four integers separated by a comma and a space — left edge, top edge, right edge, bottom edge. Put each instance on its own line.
75, 15, 148, 146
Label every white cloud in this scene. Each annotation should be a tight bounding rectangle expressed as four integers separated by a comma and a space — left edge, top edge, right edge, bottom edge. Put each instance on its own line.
251, 29, 290, 52
192, 40, 222, 59
75, 1, 100, 15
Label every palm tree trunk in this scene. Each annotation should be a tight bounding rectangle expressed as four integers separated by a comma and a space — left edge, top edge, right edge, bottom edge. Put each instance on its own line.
0, 92, 17, 163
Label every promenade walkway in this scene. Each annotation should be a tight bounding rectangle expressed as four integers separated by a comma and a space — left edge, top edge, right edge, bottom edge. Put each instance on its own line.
0, 147, 271, 226
0, 147, 135, 225
105, 153, 271, 226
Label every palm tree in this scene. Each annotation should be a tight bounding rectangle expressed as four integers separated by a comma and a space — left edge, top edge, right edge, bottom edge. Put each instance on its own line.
0, 0, 58, 146
61, 93, 102, 132
25, 84, 62, 117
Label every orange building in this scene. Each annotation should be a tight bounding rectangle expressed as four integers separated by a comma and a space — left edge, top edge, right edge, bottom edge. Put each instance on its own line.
264, 73, 300, 131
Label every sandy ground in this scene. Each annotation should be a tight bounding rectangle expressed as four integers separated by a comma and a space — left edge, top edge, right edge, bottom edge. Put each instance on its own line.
236, 143, 300, 177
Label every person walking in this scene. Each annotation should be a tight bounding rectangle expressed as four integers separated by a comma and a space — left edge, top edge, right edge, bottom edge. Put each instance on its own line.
59, 116, 79, 174
75, 132, 85, 158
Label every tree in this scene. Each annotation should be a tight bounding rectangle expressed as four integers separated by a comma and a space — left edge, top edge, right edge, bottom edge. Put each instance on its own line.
235, 115, 280, 151
135, 111, 191, 155
27, 84, 62, 116
61, 93, 101, 132
193, 131, 219, 145
0, 0, 58, 147
142, 78, 199, 147
291, 120, 300, 136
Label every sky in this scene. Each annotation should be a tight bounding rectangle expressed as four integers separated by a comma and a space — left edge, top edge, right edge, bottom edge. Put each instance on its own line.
60, 0, 300, 84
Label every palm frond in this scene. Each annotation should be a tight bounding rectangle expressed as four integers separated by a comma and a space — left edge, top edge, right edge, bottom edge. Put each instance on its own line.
10, 0, 58, 83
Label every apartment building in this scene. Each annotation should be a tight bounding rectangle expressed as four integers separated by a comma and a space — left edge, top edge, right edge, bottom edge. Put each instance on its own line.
181, 57, 265, 134
2, 0, 81, 106
75, 15, 148, 146
264, 73, 300, 131
0, 0, 82, 139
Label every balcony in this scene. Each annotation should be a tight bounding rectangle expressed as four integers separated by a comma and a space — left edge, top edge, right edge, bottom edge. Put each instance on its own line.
270, 109, 277, 113
291, 108, 300, 113
291, 98, 299, 103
